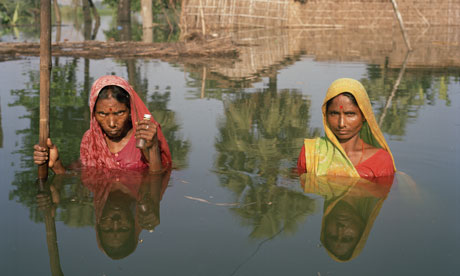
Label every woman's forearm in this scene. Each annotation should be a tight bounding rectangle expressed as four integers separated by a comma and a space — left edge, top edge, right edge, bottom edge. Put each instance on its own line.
51, 159, 66, 174
143, 144, 163, 172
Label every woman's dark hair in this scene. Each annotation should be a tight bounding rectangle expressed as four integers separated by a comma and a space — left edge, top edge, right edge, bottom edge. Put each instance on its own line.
326, 92, 358, 111
97, 85, 130, 110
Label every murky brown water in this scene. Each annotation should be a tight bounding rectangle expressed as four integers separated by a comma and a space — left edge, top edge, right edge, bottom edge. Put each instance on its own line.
1, 9, 459, 276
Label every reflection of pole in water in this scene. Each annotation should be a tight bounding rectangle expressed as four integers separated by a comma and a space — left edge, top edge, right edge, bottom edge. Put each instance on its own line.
268, 72, 277, 93
55, 24, 61, 43
201, 66, 207, 99
37, 180, 64, 276
88, 0, 101, 40
82, 0, 92, 41
53, 0, 61, 25
118, 0, 132, 41
43, 211, 63, 276
378, 51, 411, 127
54, 0, 61, 43
126, 59, 138, 91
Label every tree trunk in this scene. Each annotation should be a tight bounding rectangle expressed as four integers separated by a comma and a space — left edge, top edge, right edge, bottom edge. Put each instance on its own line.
118, 0, 132, 41
81, 0, 92, 40
88, 0, 100, 39
141, 0, 154, 42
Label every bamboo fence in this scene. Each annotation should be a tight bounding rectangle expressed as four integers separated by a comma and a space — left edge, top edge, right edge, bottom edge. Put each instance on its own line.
181, 0, 290, 31
181, 0, 459, 33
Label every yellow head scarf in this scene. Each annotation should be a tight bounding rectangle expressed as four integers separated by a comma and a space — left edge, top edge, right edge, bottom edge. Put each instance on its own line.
304, 78, 396, 177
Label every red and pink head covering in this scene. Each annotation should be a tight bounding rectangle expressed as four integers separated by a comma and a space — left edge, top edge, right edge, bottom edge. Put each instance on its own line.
80, 75, 172, 169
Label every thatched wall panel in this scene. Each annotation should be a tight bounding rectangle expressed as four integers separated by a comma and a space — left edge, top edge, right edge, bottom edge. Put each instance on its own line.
183, 0, 290, 30
183, 0, 459, 31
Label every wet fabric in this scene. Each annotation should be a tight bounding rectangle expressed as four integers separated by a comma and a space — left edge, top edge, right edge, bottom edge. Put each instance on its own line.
298, 146, 394, 178
80, 75, 172, 170
111, 134, 148, 170
355, 149, 394, 178
298, 78, 396, 177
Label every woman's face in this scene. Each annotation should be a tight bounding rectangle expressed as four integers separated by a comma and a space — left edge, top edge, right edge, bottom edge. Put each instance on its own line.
326, 94, 364, 143
95, 96, 131, 141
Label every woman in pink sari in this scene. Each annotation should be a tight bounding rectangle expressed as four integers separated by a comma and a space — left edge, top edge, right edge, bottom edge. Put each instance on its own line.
34, 75, 172, 172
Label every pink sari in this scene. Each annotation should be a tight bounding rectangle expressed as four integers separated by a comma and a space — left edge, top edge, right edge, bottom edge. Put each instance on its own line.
80, 75, 172, 169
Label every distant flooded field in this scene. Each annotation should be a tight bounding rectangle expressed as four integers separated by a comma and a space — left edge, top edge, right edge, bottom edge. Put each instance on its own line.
1, 9, 459, 276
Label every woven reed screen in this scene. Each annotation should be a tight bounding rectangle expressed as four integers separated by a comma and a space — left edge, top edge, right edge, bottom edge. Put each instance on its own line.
182, 0, 290, 30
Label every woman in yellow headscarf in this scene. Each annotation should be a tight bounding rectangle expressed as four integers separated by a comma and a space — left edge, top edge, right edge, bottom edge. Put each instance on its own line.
297, 78, 396, 178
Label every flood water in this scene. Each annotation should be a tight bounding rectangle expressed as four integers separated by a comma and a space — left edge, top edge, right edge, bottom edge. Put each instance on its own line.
1, 13, 460, 276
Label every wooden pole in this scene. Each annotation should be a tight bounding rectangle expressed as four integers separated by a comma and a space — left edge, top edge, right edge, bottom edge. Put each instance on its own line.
38, 4, 62, 274
179, 0, 188, 40
141, 0, 153, 42
391, 0, 412, 51
38, 0, 51, 181
199, 0, 206, 36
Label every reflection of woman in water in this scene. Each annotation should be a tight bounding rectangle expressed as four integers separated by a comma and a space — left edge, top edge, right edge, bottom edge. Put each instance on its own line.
301, 174, 393, 261
81, 168, 170, 259
97, 188, 138, 259
297, 78, 395, 178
